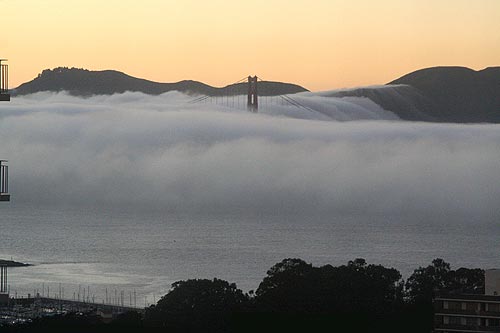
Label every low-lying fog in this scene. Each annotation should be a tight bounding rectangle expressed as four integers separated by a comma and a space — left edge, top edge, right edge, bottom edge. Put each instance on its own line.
0, 91, 498, 222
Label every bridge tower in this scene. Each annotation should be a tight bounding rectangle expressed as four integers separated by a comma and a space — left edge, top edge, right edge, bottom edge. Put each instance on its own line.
247, 76, 258, 112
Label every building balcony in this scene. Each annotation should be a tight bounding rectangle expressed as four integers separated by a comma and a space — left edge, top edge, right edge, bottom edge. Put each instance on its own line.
436, 309, 500, 319
0, 60, 9, 101
0, 161, 9, 202
435, 323, 500, 332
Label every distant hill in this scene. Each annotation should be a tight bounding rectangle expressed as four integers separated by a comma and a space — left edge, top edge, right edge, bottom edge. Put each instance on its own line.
12, 66, 500, 123
0, 259, 31, 267
13, 67, 308, 97
324, 85, 436, 121
328, 66, 500, 123
389, 66, 500, 122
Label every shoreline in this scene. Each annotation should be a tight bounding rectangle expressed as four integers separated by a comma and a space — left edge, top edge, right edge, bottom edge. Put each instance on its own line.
0, 260, 31, 267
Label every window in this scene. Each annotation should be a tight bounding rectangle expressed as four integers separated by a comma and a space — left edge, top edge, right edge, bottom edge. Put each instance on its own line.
489, 318, 500, 327
466, 317, 478, 326
449, 316, 462, 325
448, 301, 462, 310
466, 302, 478, 311
488, 303, 500, 312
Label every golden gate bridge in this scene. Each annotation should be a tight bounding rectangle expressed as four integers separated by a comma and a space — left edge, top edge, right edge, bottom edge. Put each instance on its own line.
189, 75, 317, 114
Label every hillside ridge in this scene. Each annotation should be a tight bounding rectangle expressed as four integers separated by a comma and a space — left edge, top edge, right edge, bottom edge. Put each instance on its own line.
13, 67, 308, 97
12, 66, 500, 123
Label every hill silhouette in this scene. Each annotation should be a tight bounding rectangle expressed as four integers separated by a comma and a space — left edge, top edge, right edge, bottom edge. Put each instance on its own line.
12, 66, 500, 123
0, 259, 31, 267
324, 85, 436, 121
13, 67, 308, 97
328, 66, 500, 123
388, 66, 500, 122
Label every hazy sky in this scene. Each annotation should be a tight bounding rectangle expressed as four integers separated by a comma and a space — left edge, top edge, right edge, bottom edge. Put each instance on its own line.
3, 0, 500, 90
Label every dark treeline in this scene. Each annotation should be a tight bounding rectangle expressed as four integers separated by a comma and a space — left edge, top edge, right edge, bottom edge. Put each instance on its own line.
4, 258, 484, 333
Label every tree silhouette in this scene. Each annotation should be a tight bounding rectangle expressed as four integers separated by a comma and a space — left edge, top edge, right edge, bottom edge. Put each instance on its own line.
405, 258, 484, 304
405, 258, 485, 332
146, 278, 248, 332
406, 258, 452, 303
254, 258, 403, 315
255, 258, 315, 312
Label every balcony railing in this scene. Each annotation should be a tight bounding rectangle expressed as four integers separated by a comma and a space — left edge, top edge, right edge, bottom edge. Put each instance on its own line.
0, 60, 10, 101
0, 160, 9, 201
435, 323, 500, 332
436, 308, 500, 318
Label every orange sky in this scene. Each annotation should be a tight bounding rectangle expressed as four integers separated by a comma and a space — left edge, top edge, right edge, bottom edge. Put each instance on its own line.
2, 0, 500, 91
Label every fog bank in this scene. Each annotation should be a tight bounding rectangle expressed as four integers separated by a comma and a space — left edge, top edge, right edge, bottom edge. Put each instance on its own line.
0, 92, 498, 221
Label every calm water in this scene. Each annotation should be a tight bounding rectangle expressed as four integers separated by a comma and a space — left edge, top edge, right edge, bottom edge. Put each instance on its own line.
0, 202, 498, 306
